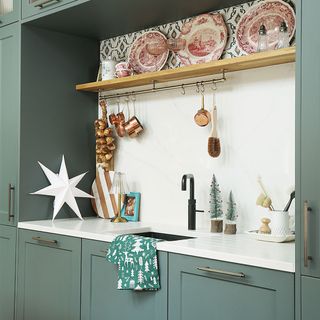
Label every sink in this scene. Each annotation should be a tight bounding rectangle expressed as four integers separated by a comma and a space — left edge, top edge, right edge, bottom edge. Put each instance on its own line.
133, 232, 194, 241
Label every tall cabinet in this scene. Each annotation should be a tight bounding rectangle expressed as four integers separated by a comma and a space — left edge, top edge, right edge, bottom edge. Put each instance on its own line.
297, 0, 320, 319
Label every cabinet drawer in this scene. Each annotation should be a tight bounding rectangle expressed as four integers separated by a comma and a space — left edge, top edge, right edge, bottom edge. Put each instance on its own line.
169, 253, 294, 320
22, 0, 78, 19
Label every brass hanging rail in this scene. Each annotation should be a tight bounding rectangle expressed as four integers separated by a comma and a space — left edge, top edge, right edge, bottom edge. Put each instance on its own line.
99, 71, 226, 100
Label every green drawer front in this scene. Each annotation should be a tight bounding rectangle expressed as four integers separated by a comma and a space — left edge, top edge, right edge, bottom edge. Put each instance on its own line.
81, 239, 168, 320
17, 229, 81, 320
169, 253, 294, 320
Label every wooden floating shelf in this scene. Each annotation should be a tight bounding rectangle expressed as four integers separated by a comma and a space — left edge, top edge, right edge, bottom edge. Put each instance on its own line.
76, 47, 295, 93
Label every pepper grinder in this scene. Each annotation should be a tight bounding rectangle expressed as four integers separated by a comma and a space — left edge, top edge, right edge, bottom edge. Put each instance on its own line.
257, 25, 268, 52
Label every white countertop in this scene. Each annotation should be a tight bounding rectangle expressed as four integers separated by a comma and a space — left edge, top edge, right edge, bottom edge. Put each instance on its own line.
18, 218, 295, 273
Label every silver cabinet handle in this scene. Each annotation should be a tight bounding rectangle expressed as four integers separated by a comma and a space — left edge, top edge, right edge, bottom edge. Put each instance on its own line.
8, 184, 15, 222
33, 0, 60, 9
197, 267, 245, 278
304, 201, 313, 267
32, 236, 58, 245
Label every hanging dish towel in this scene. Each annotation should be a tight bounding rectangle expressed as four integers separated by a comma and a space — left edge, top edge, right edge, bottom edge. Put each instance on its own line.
106, 234, 161, 290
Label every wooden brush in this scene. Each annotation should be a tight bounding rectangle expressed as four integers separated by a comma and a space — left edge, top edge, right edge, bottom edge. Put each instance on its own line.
208, 106, 221, 158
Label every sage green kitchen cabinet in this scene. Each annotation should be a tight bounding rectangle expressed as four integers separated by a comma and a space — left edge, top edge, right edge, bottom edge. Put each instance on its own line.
0, 0, 20, 27
16, 229, 81, 320
297, 0, 320, 319
0, 225, 16, 320
169, 253, 294, 320
81, 239, 168, 320
0, 23, 19, 226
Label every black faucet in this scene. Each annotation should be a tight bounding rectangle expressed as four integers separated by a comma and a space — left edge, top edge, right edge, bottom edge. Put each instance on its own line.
181, 174, 204, 230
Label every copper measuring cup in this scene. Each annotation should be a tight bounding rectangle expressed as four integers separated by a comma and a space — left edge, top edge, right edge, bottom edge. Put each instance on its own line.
109, 99, 126, 137
124, 96, 144, 138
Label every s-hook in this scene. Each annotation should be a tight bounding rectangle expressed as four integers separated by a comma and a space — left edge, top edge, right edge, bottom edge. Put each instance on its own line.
181, 84, 186, 95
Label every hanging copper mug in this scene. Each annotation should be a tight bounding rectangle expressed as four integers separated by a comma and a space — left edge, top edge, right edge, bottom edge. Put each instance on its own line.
124, 95, 144, 138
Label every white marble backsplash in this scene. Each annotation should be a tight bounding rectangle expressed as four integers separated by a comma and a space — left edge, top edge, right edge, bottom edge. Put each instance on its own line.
104, 64, 295, 232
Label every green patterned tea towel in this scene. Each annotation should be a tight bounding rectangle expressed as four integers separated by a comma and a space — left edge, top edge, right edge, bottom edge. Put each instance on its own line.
106, 234, 161, 290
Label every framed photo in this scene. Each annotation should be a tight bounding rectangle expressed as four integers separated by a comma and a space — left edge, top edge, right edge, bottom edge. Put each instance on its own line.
121, 192, 140, 222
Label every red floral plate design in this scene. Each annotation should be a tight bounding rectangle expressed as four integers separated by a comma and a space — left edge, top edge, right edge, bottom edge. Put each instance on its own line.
128, 31, 169, 74
236, 0, 296, 54
177, 13, 228, 66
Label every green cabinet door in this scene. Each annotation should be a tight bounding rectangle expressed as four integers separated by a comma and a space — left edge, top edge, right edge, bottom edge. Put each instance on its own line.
81, 239, 167, 320
169, 253, 294, 320
0, 0, 20, 27
301, 276, 320, 320
0, 23, 19, 226
0, 225, 16, 320
16, 229, 81, 320
299, 0, 320, 277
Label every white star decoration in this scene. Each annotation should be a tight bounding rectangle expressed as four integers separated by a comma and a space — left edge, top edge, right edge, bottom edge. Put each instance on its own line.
31, 156, 93, 221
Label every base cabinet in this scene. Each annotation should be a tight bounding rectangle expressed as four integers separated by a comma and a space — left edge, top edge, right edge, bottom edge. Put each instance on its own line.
16, 230, 81, 320
0, 225, 16, 320
168, 253, 294, 320
81, 239, 168, 320
301, 276, 320, 320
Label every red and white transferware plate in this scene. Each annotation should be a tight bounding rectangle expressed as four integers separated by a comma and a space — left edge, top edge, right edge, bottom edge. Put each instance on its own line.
128, 31, 169, 74
236, 0, 296, 54
177, 13, 228, 66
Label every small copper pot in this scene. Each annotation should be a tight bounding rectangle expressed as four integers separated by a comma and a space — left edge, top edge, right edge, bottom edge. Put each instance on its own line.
194, 95, 211, 127
109, 112, 126, 137
124, 116, 144, 138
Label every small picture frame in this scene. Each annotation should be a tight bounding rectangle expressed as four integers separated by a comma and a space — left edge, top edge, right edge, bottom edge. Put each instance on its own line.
121, 192, 141, 222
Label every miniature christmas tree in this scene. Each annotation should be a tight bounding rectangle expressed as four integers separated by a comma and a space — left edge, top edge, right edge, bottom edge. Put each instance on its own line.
209, 174, 223, 219
226, 191, 237, 222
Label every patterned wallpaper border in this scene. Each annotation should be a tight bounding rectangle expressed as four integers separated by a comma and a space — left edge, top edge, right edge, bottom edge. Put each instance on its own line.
100, 0, 295, 69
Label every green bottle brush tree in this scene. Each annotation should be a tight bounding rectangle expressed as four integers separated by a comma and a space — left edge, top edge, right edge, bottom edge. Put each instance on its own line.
224, 191, 238, 234
209, 174, 223, 233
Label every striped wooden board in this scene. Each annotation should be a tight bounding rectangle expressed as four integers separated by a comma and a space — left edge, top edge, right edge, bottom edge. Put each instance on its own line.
91, 167, 118, 219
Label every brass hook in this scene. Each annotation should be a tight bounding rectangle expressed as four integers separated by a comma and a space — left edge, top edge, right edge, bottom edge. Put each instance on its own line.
200, 82, 205, 94
181, 84, 186, 95
196, 82, 200, 93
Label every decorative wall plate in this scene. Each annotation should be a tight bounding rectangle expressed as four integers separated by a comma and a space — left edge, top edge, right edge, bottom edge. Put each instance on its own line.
236, 0, 296, 54
247, 230, 295, 243
177, 13, 228, 66
128, 31, 169, 73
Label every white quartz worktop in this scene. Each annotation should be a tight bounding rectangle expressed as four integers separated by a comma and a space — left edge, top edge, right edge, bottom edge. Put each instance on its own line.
18, 218, 295, 273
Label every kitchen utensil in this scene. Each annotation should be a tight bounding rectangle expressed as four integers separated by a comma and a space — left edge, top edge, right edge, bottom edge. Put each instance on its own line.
208, 105, 221, 158
257, 176, 274, 211
236, 0, 295, 54
284, 191, 295, 211
124, 96, 144, 137
128, 31, 169, 73
194, 94, 211, 127
109, 99, 126, 137
177, 13, 228, 66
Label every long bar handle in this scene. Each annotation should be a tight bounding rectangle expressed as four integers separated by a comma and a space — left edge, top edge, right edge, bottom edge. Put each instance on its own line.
197, 266, 245, 278
8, 184, 15, 222
33, 0, 60, 9
304, 201, 313, 267
32, 236, 58, 245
